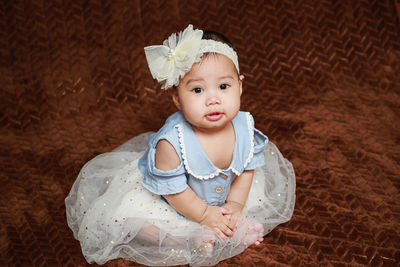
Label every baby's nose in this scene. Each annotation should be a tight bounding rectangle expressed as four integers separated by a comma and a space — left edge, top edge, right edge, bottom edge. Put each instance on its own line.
206, 90, 221, 105
206, 95, 221, 105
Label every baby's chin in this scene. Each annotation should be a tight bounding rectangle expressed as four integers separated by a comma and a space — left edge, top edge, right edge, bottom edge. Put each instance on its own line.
195, 121, 233, 133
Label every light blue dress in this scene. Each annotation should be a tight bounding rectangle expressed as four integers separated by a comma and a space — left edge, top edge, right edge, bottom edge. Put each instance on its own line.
65, 111, 296, 266
139, 111, 267, 207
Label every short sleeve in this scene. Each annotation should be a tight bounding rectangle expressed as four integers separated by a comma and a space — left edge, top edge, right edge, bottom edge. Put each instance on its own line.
139, 133, 188, 195
245, 128, 268, 170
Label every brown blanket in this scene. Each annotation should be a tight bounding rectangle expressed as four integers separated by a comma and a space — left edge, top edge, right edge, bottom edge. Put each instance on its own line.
1, 0, 399, 266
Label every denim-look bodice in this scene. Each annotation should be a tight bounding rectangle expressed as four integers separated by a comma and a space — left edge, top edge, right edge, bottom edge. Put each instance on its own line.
138, 111, 268, 206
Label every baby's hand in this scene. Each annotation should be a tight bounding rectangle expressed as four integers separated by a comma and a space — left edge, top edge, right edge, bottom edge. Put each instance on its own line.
223, 201, 244, 231
199, 206, 233, 241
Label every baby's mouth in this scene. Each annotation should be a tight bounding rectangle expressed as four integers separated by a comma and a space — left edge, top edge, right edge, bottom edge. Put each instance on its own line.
205, 112, 223, 121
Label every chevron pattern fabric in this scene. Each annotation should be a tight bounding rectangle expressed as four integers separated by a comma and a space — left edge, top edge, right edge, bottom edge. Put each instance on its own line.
1, 0, 399, 266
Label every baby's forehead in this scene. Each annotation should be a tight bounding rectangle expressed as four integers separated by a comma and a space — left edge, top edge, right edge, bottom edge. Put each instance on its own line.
178, 55, 238, 87
192, 53, 238, 73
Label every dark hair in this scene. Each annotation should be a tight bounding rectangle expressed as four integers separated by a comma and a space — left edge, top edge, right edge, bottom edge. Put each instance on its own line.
202, 30, 237, 52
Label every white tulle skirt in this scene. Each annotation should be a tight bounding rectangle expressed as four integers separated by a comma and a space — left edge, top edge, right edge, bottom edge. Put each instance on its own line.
65, 133, 295, 266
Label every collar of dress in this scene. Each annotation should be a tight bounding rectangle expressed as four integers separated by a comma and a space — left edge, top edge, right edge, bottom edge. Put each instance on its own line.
174, 112, 255, 180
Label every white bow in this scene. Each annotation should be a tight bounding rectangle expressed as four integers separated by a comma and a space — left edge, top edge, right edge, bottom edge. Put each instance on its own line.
144, 25, 203, 89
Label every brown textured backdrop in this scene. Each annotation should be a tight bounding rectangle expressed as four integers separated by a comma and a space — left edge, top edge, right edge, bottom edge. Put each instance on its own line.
1, 0, 400, 266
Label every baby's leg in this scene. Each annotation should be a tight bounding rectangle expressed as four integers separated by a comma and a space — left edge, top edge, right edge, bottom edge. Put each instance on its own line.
133, 221, 217, 256
241, 221, 264, 246
135, 224, 184, 246
135, 224, 168, 244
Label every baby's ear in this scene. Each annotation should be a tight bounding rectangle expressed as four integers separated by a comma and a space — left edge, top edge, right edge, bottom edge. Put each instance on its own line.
239, 75, 245, 95
171, 89, 181, 110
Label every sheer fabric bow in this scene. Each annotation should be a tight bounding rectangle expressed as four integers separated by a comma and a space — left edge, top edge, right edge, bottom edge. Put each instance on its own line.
144, 25, 203, 89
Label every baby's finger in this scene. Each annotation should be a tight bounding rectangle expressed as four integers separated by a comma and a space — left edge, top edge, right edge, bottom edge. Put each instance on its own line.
220, 207, 232, 215
224, 214, 232, 220
232, 213, 243, 229
220, 223, 233, 237
233, 215, 241, 229
227, 217, 237, 230
214, 228, 229, 241
222, 216, 235, 231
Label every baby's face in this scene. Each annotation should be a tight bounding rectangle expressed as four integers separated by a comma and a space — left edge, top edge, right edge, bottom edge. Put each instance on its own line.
173, 53, 243, 133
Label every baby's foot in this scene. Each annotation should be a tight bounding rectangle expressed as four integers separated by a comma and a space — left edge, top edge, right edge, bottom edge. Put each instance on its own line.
242, 221, 264, 246
197, 230, 216, 257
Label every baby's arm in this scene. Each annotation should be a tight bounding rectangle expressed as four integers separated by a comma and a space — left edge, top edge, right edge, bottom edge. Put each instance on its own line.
224, 170, 254, 230
155, 140, 233, 241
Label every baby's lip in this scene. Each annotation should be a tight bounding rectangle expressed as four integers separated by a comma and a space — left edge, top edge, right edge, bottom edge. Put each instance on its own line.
205, 111, 223, 116
205, 112, 223, 121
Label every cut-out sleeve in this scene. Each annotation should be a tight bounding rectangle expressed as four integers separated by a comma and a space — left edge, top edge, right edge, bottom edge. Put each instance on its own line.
140, 133, 188, 195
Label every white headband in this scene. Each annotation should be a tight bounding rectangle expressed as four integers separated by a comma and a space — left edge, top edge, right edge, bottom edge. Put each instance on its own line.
144, 24, 240, 90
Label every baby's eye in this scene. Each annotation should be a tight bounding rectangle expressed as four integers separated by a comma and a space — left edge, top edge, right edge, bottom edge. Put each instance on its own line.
192, 88, 203, 94
219, 83, 229, 90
